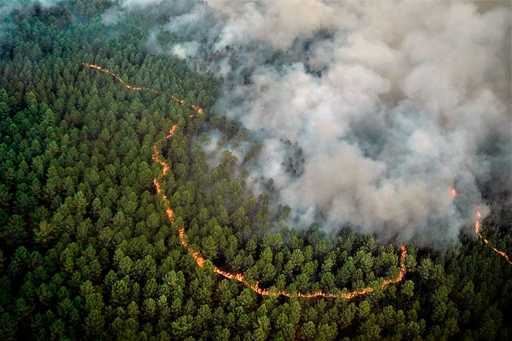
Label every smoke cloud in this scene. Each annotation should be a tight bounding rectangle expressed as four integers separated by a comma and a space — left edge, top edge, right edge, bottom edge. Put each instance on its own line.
117, 0, 512, 245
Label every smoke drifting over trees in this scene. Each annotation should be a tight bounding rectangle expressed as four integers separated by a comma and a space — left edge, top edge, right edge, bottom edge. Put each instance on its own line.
110, 0, 511, 245
2, 2, 512, 339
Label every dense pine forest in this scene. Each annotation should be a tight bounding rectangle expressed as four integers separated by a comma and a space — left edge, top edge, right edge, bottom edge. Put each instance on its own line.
1, 1, 511, 340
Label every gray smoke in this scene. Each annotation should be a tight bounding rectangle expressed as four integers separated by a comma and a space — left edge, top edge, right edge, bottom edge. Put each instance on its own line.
0, 1, 61, 43
0, 0, 59, 13
117, 0, 512, 245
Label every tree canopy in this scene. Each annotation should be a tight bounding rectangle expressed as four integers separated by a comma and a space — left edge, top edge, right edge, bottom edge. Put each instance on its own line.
0, 2, 511, 340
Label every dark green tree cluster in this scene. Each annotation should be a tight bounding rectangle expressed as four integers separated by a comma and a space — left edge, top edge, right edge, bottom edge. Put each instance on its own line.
0, 2, 511, 340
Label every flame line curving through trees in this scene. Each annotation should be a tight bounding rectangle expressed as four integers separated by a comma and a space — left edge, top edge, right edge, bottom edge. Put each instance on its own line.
84, 61, 478, 299
448, 186, 512, 265
474, 208, 512, 265
83, 62, 510, 300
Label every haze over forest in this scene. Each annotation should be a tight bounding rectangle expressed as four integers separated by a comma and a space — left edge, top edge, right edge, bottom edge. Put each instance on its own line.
0, 1, 511, 340
136, 0, 512, 245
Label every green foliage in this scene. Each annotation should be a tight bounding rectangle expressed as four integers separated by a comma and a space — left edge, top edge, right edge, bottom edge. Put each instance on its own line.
0, 2, 510, 340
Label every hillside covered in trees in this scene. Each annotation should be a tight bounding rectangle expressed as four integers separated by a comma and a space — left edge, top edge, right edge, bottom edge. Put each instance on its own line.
0, 1, 511, 340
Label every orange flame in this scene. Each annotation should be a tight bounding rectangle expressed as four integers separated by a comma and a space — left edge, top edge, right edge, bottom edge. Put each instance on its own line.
82, 63, 145, 92
166, 124, 178, 139
85, 62, 408, 300
83, 63, 204, 114
447, 185, 511, 265
177, 224, 407, 299
449, 186, 458, 199
473, 208, 512, 265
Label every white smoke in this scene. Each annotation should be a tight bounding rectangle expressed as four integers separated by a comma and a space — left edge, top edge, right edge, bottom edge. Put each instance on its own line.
120, 0, 163, 8
171, 41, 200, 59
118, 0, 512, 245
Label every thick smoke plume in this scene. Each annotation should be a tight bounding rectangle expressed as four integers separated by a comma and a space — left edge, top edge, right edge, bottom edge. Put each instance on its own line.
115, 0, 511, 245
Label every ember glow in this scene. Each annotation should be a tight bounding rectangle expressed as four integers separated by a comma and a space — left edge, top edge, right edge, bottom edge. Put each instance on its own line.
449, 186, 458, 199
84, 62, 510, 303
165, 127, 407, 299
473, 208, 512, 265
149, 0, 512, 246
84, 62, 409, 299
448, 186, 511, 265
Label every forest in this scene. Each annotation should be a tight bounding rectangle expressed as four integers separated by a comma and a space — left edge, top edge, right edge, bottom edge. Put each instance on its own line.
0, 1, 511, 340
